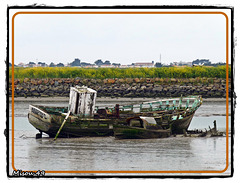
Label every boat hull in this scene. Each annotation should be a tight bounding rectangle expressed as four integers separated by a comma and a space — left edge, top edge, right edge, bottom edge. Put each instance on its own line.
114, 126, 171, 139
46, 127, 113, 138
28, 112, 114, 138
28, 109, 195, 137
170, 112, 195, 134
28, 112, 52, 132
28, 93, 201, 138
28, 105, 114, 138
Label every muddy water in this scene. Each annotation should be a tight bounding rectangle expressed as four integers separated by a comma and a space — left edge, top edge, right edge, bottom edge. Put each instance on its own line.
8, 98, 232, 176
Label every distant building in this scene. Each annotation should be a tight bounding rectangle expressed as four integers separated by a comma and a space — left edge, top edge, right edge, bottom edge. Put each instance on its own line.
100, 64, 115, 68
37, 62, 47, 67
177, 61, 192, 66
80, 62, 92, 67
155, 62, 163, 67
170, 62, 178, 66
192, 59, 211, 66
133, 61, 155, 68
112, 63, 121, 67
119, 65, 129, 68
185, 62, 193, 66
27, 62, 36, 67
17, 62, 26, 67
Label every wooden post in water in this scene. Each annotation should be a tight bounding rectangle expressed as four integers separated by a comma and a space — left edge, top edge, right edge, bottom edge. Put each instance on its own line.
213, 120, 217, 132
54, 111, 71, 141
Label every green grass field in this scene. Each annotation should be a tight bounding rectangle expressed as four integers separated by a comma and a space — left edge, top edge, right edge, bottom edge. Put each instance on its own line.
9, 66, 230, 79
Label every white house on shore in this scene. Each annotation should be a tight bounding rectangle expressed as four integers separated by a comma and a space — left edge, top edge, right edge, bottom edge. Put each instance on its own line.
17, 62, 26, 67
132, 61, 155, 68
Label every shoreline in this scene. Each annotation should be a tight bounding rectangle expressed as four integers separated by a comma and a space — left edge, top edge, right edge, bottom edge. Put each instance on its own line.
9, 96, 230, 102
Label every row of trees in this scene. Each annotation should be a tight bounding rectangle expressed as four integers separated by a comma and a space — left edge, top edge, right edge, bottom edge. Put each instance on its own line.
11, 58, 226, 68
48, 59, 119, 67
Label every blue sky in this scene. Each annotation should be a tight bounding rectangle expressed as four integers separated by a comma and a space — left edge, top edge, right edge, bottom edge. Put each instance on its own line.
14, 13, 226, 65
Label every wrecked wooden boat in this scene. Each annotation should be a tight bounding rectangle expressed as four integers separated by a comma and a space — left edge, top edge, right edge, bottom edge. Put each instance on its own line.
28, 85, 202, 138
114, 116, 171, 139
28, 86, 115, 138
113, 95, 203, 135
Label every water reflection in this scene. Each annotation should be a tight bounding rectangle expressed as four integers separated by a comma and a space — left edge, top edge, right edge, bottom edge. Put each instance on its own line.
9, 129, 230, 174
24, 136, 209, 171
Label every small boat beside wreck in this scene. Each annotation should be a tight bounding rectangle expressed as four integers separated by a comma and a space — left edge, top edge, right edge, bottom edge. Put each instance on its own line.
28, 85, 202, 139
114, 116, 171, 139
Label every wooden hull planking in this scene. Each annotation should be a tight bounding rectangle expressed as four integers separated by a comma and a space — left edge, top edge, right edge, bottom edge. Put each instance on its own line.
114, 126, 171, 139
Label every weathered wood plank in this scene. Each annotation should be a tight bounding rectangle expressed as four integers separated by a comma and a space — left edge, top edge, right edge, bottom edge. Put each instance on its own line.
69, 86, 97, 117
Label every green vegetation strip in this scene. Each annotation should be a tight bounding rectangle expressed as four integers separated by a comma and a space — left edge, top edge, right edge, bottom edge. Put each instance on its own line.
10, 66, 230, 79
